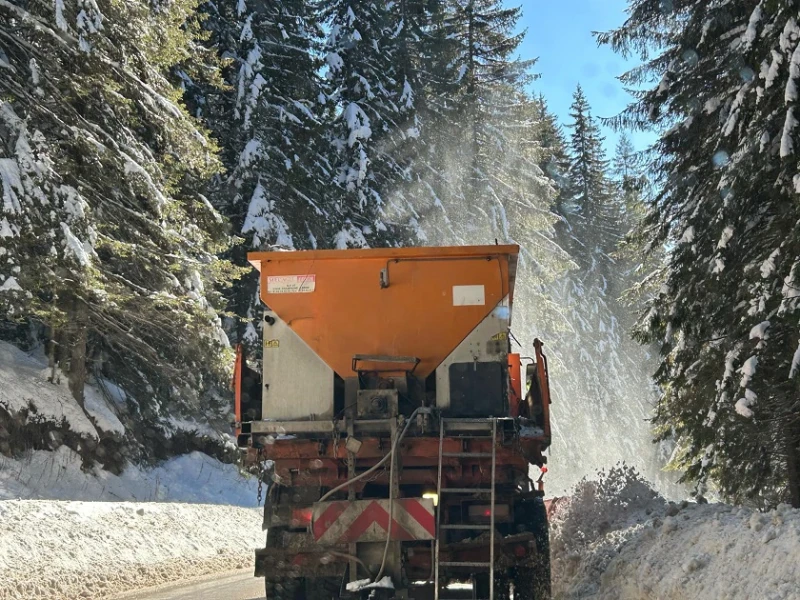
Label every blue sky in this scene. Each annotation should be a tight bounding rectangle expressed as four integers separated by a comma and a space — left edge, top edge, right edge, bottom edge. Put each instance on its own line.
514, 0, 654, 153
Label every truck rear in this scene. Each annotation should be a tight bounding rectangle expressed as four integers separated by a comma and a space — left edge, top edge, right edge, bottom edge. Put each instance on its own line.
234, 244, 552, 599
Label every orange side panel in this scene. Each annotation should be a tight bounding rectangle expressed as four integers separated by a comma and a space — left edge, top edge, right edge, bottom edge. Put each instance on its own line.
508, 353, 522, 417
249, 245, 519, 379
233, 344, 243, 437
534, 339, 552, 440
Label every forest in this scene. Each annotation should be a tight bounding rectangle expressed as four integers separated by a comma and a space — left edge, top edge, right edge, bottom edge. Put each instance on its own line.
1, 0, 799, 508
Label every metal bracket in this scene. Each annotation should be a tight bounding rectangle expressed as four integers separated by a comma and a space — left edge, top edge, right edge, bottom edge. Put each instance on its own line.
352, 354, 421, 374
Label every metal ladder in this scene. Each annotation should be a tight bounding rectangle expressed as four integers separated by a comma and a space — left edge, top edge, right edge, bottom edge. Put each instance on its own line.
434, 418, 497, 600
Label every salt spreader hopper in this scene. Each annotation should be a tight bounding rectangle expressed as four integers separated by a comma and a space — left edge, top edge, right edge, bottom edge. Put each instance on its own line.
234, 244, 553, 600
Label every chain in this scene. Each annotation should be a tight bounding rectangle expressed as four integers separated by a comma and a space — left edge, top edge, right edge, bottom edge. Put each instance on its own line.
256, 448, 265, 506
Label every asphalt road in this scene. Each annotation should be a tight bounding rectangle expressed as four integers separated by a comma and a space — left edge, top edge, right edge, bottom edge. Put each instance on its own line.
114, 570, 265, 600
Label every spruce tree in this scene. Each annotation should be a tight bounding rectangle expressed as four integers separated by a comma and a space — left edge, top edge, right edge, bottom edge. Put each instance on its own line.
602, 0, 800, 506
0, 0, 234, 429
540, 87, 679, 495
561, 85, 622, 272
197, 0, 328, 351
319, 0, 420, 247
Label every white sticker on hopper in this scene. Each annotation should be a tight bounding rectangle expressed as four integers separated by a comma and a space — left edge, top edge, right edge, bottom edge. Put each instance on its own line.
453, 285, 485, 306
267, 274, 316, 294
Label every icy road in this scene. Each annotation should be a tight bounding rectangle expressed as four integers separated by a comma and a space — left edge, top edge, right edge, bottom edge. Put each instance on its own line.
114, 570, 264, 600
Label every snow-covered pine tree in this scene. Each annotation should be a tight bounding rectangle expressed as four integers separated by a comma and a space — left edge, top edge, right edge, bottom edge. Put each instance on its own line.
534, 95, 572, 211
420, 1, 554, 245
319, 0, 422, 248
539, 86, 680, 495
602, 0, 800, 507
0, 0, 234, 430
411, 1, 565, 325
197, 0, 328, 351
560, 85, 622, 270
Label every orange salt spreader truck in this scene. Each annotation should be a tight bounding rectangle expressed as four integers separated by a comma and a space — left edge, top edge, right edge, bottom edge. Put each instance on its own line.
233, 244, 552, 600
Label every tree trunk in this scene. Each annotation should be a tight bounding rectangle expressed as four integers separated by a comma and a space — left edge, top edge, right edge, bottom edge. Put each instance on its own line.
787, 418, 800, 508
65, 295, 88, 408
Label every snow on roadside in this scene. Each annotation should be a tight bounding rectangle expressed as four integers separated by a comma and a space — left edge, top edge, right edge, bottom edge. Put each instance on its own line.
0, 500, 263, 600
550, 466, 800, 600
0, 342, 99, 439
0, 446, 259, 506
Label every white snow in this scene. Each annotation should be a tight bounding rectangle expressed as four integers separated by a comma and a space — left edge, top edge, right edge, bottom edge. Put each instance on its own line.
344, 102, 372, 145
0, 499, 262, 600
735, 389, 757, 418
749, 320, 770, 340
717, 225, 734, 248
551, 468, 800, 600
0, 217, 15, 238
762, 50, 783, 90
0, 158, 22, 215
743, 3, 762, 48
780, 107, 797, 157
0, 341, 99, 439
83, 385, 125, 436
703, 97, 722, 114
790, 341, 800, 378
242, 181, 294, 249
0, 446, 257, 505
786, 41, 800, 103
346, 576, 394, 592
740, 355, 758, 388
54, 0, 68, 32
0, 277, 22, 292
761, 248, 781, 278
0, 341, 261, 599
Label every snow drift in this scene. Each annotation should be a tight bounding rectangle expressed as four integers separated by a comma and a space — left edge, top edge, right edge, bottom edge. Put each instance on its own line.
0, 339, 263, 598
0, 446, 258, 505
0, 500, 262, 600
550, 467, 800, 600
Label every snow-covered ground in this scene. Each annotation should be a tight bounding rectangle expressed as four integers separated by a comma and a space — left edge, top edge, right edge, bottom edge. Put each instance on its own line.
0, 446, 258, 505
550, 467, 800, 600
0, 340, 263, 599
0, 500, 263, 600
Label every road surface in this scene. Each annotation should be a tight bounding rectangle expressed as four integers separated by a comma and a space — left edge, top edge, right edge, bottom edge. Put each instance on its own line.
113, 569, 264, 600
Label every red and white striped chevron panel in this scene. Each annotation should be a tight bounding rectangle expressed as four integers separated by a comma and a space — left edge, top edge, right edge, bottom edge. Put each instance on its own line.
312, 498, 435, 545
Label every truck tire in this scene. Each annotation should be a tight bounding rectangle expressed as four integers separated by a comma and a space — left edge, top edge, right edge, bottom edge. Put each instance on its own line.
472, 572, 511, 600
511, 496, 551, 599
265, 577, 301, 600
304, 576, 342, 599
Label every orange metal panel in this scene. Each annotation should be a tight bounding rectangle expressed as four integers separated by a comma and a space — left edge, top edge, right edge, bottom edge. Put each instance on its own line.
508, 353, 522, 417
534, 338, 552, 440
248, 245, 519, 378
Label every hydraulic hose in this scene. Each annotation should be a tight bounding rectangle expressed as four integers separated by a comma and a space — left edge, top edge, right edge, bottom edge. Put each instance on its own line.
317, 407, 429, 584
318, 407, 426, 503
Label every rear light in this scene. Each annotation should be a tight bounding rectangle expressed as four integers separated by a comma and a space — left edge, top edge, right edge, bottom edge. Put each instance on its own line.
291, 508, 312, 527
422, 492, 439, 507
467, 504, 510, 521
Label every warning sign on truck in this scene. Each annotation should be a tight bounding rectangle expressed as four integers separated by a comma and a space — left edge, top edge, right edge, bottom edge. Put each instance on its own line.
267, 274, 316, 294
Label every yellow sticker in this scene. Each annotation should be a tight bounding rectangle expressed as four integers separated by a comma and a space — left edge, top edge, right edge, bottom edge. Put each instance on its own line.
264, 339, 280, 348
491, 332, 508, 341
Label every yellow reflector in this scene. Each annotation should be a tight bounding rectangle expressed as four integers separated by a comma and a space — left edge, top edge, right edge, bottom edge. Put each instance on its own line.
422, 492, 439, 507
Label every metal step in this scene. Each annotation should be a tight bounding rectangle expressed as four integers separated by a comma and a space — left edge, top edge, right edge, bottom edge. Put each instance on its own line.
442, 452, 492, 458
436, 417, 497, 600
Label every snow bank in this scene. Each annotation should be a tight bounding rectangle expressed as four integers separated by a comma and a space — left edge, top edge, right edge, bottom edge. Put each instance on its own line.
0, 500, 263, 600
0, 342, 99, 439
551, 467, 800, 600
0, 446, 258, 506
